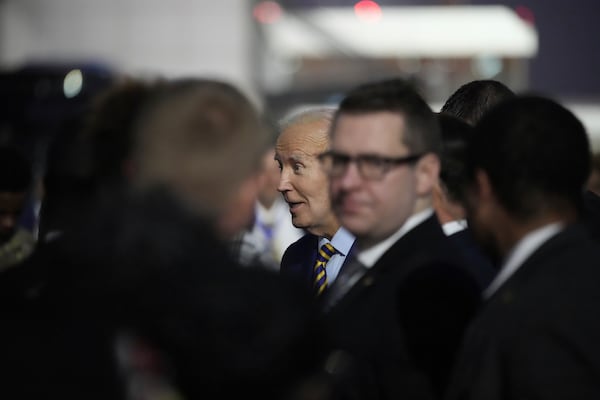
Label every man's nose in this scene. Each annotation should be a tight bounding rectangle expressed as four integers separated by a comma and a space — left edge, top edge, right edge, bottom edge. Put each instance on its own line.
336, 161, 363, 189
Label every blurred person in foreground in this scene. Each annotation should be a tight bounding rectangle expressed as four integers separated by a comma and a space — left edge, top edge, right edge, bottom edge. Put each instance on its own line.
276, 107, 355, 299
130, 78, 270, 238
445, 95, 600, 400
319, 78, 480, 399
3, 78, 334, 400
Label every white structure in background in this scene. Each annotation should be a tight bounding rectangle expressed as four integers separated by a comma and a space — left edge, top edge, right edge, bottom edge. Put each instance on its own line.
0, 1, 597, 146
263, 5, 538, 59
571, 104, 600, 152
259, 4, 600, 147
0, 0, 260, 105
258, 5, 539, 95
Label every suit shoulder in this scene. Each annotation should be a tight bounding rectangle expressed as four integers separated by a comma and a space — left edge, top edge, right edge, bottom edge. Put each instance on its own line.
280, 234, 318, 268
282, 234, 317, 255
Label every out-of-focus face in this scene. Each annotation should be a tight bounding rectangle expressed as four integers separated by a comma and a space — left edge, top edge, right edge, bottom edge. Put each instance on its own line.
257, 148, 283, 208
0, 192, 26, 244
216, 172, 261, 240
275, 119, 338, 238
329, 112, 431, 249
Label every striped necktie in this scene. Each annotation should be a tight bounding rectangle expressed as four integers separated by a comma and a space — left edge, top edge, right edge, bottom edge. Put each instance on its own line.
313, 242, 337, 297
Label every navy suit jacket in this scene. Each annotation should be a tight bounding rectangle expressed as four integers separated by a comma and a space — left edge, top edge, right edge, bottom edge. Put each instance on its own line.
447, 228, 497, 290
280, 233, 356, 295
280, 233, 320, 291
446, 223, 600, 400
323, 214, 481, 400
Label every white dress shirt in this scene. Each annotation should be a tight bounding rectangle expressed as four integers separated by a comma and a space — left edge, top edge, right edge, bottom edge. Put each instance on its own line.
358, 208, 434, 268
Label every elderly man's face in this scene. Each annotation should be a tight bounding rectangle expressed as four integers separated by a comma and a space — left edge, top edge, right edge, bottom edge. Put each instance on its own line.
275, 119, 338, 238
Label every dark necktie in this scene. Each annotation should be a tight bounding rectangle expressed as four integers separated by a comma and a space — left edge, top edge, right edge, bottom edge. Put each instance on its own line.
322, 256, 367, 311
313, 242, 337, 297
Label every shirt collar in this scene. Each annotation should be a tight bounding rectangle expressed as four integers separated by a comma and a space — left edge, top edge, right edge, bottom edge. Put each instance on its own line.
358, 208, 434, 268
442, 219, 468, 236
318, 226, 355, 256
483, 222, 564, 299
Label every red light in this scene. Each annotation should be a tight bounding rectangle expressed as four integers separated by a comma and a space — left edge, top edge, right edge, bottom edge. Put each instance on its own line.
354, 0, 382, 23
515, 5, 535, 25
253, 1, 283, 25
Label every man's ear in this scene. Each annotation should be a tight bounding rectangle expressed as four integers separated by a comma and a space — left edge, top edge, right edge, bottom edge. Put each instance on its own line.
432, 181, 446, 207
474, 168, 494, 201
415, 153, 441, 196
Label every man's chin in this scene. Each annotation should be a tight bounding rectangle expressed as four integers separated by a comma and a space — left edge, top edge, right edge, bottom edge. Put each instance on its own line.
290, 216, 307, 231
339, 213, 367, 231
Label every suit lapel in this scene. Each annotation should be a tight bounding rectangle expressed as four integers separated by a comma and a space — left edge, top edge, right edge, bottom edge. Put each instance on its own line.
327, 215, 446, 311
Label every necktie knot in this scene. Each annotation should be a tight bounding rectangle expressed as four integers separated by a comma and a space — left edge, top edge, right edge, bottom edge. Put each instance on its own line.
314, 242, 337, 297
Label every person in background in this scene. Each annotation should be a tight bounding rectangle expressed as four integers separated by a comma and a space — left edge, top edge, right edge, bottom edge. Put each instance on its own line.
432, 113, 496, 290
276, 107, 355, 299
440, 79, 514, 126
446, 95, 600, 400
38, 77, 160, 242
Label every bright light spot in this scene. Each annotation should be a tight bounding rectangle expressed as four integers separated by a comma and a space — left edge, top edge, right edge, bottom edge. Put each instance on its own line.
253, 1, 283, 24
354, 0, 382, 23
515, 5, 535, 25
63, 69, 83, 98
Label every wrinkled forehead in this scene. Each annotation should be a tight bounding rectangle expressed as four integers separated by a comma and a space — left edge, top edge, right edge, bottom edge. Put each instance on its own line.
276, 120, 330, 156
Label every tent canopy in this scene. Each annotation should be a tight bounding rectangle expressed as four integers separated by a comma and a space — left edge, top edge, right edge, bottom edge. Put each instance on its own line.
262, 5, 538, 59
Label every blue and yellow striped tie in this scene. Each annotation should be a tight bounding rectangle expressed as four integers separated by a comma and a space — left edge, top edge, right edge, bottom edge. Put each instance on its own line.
313, 242, 337, 297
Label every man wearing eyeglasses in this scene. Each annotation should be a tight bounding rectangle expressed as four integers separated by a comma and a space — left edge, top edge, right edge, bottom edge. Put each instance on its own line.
319, 78, 480, 400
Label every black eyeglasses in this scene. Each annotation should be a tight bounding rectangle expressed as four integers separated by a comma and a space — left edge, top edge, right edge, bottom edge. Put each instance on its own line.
318, 151, 423, 180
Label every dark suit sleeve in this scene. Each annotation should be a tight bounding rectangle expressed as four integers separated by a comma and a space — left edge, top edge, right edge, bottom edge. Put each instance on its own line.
279, 234, 317, 295
396, 262, 481, 398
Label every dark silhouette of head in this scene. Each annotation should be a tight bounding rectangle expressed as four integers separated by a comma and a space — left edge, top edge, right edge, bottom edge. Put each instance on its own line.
465, 95, 590, 222
441, 80, 515, 126
436, 113, 475, 203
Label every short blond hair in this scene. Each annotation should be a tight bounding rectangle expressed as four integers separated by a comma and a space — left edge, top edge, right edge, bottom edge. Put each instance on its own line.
132, 79, 270, 217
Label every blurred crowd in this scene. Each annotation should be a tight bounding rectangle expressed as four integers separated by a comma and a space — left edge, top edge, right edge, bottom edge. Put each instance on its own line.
0, 70, 599, 400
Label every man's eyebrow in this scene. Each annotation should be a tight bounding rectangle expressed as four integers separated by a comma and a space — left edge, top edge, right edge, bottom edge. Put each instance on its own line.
280, 152, 312, 162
